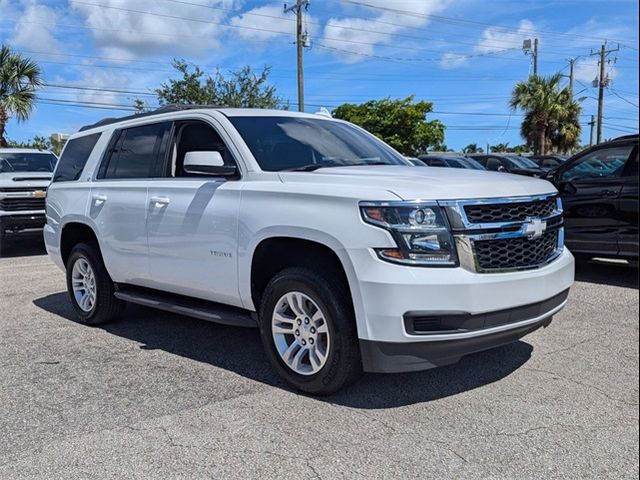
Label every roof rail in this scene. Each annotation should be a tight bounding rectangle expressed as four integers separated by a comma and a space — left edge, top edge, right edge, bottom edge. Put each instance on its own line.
78, 104, 221, 132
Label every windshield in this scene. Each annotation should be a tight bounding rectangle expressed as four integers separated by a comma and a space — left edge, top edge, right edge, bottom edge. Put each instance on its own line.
445, 156, 486, 170
503, 155, 539, 169
0, 152, 57, 173
228, 116, 408, 171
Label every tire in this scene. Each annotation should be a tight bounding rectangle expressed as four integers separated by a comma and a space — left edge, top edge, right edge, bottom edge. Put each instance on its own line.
259, 267, 362, 395
65, 241, 124, 325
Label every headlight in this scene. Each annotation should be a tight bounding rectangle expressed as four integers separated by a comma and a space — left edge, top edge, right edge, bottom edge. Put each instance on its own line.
360, 201, 458, 267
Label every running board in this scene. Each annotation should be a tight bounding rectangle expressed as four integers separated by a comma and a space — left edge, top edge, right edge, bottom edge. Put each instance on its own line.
114, 285, 257, 328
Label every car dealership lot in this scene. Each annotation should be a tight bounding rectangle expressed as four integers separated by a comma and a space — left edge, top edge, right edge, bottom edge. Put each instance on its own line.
0, 242, 638, 479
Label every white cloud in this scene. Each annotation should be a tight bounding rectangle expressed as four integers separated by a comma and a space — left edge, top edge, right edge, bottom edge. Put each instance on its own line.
474, 19, 535, 54
573, 57, 618, 85
229, 5, 319, 43
9, 0, 62, 53
440, 52, 468, 69
321, 0, 451, 64
71, 0, 239, 59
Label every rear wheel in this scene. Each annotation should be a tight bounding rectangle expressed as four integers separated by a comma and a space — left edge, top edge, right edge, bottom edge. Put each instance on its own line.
259, 267, 362, 395
66, 241, 124, 325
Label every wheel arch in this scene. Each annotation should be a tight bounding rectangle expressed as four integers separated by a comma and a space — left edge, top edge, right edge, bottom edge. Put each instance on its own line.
60, 221, 99, 267
244, 230, 368, 338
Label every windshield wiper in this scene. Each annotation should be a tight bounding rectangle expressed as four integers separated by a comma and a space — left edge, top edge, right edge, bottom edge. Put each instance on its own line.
284, 164, 329, 172
284, 160, 391, 172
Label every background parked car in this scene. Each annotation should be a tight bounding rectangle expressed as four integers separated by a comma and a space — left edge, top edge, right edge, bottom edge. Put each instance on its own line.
546, 134, 638, 265
0, 148, 56, 253
467, 154, 545, 177
530, 154, 568, 171
417, 154, 486, 170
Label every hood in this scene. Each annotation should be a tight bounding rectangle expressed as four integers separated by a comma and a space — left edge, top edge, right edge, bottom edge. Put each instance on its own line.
278, 165, 556, 201
0, 172, 52, 188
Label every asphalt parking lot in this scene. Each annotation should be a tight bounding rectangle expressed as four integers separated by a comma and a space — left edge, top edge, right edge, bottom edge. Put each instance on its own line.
1, 237, 638, 479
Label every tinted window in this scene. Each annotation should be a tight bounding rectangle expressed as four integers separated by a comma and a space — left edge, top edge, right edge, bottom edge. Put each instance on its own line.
0, 152, 57, 173
172, 121, 235, 176
622, 148, 638, 177
561, 145, 633, 182
427, 158, 446, 167
103, 122, 170, 179
228, 116, 406, 171
504, 155, 538, 168
53, 133, 101, 182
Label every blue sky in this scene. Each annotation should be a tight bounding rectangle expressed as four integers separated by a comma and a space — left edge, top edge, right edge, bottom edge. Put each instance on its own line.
1, 0, 638, 150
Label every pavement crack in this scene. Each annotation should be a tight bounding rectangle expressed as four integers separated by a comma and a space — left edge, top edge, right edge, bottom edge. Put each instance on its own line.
523, 366, 639, 407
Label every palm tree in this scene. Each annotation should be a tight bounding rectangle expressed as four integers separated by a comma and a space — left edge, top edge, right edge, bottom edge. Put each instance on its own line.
490, 142, 510, 153
463, 143, 481, 154
510, 73, 582, 155
0, 45, 43, 147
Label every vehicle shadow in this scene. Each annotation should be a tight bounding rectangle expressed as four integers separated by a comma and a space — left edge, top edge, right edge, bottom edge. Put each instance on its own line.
575, 258, 638, 289
33, 292, 533, 409
0, 235, 47, 258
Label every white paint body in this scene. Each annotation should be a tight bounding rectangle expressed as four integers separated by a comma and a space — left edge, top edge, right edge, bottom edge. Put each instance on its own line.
44, 109, 574, 343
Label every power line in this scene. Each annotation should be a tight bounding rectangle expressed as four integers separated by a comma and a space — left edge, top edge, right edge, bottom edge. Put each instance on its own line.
609, 90, 640, 108
339, 0, 640, 50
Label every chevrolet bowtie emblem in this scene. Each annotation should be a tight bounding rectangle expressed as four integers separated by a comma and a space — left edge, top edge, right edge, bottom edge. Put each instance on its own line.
522, 218, 546, 239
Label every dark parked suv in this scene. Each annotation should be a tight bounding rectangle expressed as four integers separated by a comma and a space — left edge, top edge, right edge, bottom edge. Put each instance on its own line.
467, 154, 545, 177
546, 134, 638, 264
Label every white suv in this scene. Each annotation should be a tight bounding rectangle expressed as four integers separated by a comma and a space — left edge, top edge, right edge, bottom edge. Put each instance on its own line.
44, 106, 574, 394
0, 148, 56, 252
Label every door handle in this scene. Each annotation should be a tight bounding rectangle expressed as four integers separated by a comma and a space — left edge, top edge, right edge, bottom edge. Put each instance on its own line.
92, 194, 107, 204
150, 196, 170, 206
600, 190, 618, 198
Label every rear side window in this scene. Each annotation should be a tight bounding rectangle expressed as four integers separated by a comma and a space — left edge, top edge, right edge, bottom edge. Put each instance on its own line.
101, 122, 171, 179
52, 133, 101, 182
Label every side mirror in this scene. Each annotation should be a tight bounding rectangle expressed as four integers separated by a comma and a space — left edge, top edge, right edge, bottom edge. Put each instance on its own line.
183, 151, 237, 176
497, 165, 507, 172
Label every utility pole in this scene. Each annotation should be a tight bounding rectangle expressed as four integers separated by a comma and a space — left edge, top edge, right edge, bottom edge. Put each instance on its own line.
588, 115, 595, 146
568, 58, 575, 93
591, 42, 619, 144
284, 1, 310, 112
523, 38, 539, 76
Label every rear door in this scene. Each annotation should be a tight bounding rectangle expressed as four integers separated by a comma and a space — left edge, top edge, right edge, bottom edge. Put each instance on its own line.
555, 143, 635, 256
146, 119, 243, 307
617, 146, 639, 258
90, 121, 171, 284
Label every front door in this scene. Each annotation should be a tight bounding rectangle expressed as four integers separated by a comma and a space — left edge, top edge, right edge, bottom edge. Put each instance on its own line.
146, 120, 243, 307
617, 147, 639, 258
556, 143, 635, 256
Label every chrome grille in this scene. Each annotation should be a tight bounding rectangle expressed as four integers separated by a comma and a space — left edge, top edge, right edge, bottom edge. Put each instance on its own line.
464, 197, 557, 223
441, 194, 563, 273
474, 230, 559, 271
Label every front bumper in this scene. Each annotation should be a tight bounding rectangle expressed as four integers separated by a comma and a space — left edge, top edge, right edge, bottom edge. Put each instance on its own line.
346, 247, 574, 371
0, 212, 46, 235
360, 290, 566, 373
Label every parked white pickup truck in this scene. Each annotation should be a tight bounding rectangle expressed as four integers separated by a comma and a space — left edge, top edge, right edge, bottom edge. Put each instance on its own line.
44, 106, 574, 394
0, 148, 56, 252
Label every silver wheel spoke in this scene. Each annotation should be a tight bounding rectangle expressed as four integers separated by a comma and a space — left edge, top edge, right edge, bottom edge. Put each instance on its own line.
272, 290, 331, 376
315, 322, 329, 334
71, 258, 97, 313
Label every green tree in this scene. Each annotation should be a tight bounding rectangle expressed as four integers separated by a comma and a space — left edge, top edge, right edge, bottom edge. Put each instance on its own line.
332, 96, 445, 156
463, 143, 483, 154
490, 142, 510, 153
0, 45, 43, 147
510, 73, 582, 155
155, 60, 284, 108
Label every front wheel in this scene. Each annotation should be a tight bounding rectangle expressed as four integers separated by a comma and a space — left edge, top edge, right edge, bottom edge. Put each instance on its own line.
66, 241, 124, 325
259, 267, 362, 395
